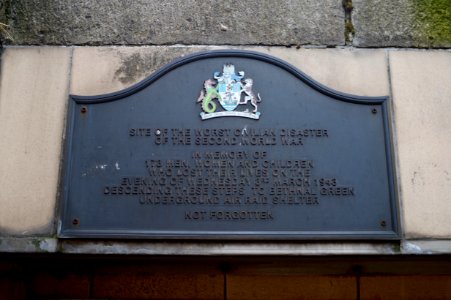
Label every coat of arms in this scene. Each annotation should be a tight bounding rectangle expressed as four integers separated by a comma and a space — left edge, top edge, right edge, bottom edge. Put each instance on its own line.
197, 64, 261, 120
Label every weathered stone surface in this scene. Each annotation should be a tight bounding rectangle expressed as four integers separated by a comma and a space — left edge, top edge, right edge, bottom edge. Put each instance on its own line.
389, 50, 451, 238
0, 1, 7, 23
246, 47, 389, 96
0, 47, 71, 235
0, 0, 12, 43
8, 0, 344, 46
70, 46, 218, 95
4, 237, 451, 255
71, 46, 389, 97
353, 0, 451, 48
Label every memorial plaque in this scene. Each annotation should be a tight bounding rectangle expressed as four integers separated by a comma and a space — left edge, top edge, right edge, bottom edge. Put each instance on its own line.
59, 50, 399, 239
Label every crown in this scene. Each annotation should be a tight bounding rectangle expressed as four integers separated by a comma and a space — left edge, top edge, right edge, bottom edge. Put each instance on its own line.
222, 63, 235, 75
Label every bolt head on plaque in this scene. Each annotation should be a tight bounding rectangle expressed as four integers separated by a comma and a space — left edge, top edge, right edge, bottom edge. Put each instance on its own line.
197, 64, 262, 120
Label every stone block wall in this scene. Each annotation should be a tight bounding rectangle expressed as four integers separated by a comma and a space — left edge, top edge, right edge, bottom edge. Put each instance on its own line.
0, 0, 450, 255
1, 0, 450, 48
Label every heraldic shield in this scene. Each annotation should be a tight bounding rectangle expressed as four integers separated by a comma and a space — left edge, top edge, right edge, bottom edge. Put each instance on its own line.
215, 64, 244, 111
197, 63, 262, 120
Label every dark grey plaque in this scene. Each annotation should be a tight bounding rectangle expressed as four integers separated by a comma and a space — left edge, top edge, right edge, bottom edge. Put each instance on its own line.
59, 50, 399, 239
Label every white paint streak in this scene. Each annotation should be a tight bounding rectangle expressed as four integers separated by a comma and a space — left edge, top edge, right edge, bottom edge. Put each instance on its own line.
402, 242, 423, 254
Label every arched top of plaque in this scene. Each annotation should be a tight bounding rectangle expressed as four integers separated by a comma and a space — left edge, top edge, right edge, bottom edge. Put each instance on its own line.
62, 49, 399, 240
71, 50, 387, 105
58, 50, 399, 240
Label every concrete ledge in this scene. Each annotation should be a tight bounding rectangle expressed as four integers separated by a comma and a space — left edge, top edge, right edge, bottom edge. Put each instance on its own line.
401, 240, 451, 254
0, 238, 396, 255
3, 236, 451, 256
0, 237, 58, 253
59, 241, 399, 256
0, 238, 450, 255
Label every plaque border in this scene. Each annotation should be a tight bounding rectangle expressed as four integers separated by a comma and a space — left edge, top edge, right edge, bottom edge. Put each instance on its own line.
59, 50, 400, 240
